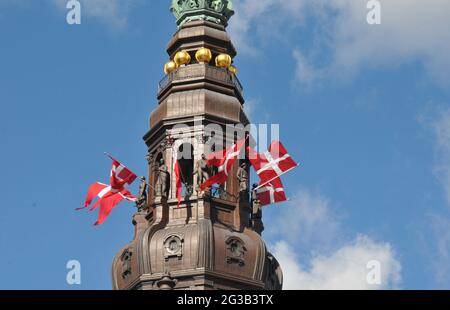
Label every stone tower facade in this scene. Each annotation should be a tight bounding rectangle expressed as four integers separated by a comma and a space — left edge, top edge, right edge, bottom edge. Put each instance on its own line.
111, 0, 283, 290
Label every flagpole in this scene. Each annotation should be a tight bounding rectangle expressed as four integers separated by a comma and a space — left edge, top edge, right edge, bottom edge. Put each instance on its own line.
104, 152, 116, 161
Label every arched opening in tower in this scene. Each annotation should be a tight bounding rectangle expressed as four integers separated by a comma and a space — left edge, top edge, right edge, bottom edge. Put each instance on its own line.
177, 142, 194, 196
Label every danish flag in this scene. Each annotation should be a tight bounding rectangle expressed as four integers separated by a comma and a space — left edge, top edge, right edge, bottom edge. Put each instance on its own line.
248, 141, 299, 189
78, 182, 111, 211
256, 178, 287, 206
200, 139, 246, 191
77, 155, 137, 225
107, 154, 137, 192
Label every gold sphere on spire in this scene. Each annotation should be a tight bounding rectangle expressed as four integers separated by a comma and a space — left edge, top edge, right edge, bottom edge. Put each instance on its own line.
215, 53, 232, 68
164, 61, 178, 75
228, 65, 237, 76
174, 50, 191, 66
195, 48, 213, 63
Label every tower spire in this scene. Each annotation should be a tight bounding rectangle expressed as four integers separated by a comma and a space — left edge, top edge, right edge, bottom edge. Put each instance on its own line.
111, 1, 283, 291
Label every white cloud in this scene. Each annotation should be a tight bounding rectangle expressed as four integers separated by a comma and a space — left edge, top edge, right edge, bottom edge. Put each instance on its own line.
230, 0, 450, 88
267, 189, 342, 253
274, 236, 401, 290
1, 0, 143, 29
427, 214, 450, 287
293, 49, 324, 87
230, 0, 307, 56
265, 189, 401, 289
432, 109, 450, 204
421, 108, 450, 287
243, 98, 257, 120
51, 0, 142, 28
329, 0, 450, 87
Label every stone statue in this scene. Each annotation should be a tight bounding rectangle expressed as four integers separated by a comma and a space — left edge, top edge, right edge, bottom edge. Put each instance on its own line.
251, 183, 264, 234
145, 153, 152, 165
251, 183, 259, 207
237, 162, 249, 193
194, 154, 210, 191
155, 158, 170, 198
237, 162, 249, 202
136, 176, 148, 211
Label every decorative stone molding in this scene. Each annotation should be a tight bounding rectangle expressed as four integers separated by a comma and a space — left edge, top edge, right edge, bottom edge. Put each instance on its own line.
164, 234, 184, 260
120, 249, 133, 279
156, 273, 178, 290
171, 0, 234, 27
225, 237, 246, 266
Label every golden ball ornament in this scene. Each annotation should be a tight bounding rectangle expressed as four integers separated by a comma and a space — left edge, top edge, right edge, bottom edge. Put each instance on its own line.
215, 53, 232, 68
228, 65, 238, 75
164, 61, 178, 75
174, 50, 191, 66
195, 48, 213, 63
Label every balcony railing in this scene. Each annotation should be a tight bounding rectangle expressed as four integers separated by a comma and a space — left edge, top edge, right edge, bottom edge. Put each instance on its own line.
211, 186, 239, 203
158, 64, 244, 97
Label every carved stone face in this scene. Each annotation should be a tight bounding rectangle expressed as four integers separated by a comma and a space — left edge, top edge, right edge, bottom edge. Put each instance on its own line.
188, 0, 199, 9
211, 0, 223, 11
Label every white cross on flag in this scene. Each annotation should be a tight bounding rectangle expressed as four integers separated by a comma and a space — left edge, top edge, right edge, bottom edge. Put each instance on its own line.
248, 140, 299, 189
257, 178, 287, 206
107, 154, 137, 191
200, 139, 246, 191
77, 182, 137, 225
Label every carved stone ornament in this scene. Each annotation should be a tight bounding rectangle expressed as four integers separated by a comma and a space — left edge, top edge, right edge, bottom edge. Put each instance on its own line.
195, 133, 211, 144
120, 249, 133, 279
156, 273, 178, 290
164, 235, 184, 260
171, 0, 235, 27
158, 135, 175, 152
146, 152, 153, 165
266, 253, 283, 290
194, 154, 210, 191
225, 237, 246, 266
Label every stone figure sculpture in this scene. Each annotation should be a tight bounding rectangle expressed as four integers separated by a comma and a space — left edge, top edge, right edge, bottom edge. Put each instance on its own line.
155, 158, 170, 198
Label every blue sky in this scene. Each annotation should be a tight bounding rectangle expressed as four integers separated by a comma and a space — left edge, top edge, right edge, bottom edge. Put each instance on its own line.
0, 0, 450, 290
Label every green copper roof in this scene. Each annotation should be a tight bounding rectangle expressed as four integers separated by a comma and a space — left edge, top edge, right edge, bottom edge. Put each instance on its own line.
171, 0, 234, 28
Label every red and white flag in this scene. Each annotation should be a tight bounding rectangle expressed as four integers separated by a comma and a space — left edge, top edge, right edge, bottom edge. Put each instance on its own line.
77, 182, 110, 211
107, 154, 137, 192
78, 182, 137, 225
94, 188, 136, 226
77, 155, 138, 225
173, 148, 182, 208
200, 139, 246, 191
257, 178, 287, 206
248, 141, 299, 189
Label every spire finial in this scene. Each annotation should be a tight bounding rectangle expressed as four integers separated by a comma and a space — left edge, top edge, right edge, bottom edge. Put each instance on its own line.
171, 0, 234, 28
